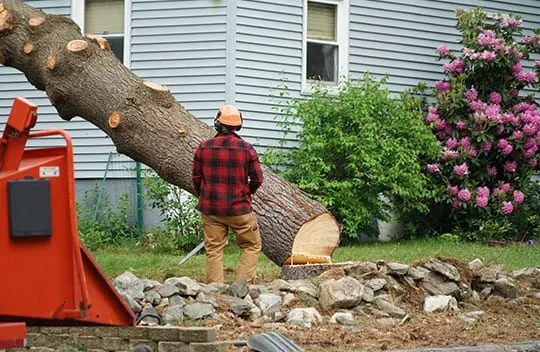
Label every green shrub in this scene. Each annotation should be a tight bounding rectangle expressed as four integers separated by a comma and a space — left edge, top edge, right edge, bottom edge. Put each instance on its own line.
142, 171, 203, 252
264, 75, 439, 239
77, 184, 139, 250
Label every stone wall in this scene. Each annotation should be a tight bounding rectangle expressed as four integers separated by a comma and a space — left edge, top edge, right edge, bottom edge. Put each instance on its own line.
8, 326, 227, 352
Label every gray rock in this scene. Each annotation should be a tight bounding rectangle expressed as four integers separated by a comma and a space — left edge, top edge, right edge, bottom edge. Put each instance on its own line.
282, 293, 298, 308
164, 276, 202, 296
290, 280, 319, 298
183, 303, 215, 320
141, 278, 160, 291
458, 310, 485, 324
255, 293, 282, 317
114, 272, 145, 300
344, 262, 378, 276
367, 278, 387, 291
376, 317, 400, 326
422, 271, 460, 297
330, 312, 356, 325
511, 267, 540, 279
286, 307, 323, 327
268, 279, 293, 292
362, 286, 374, 303
196, 292, 218, 308
468, 258, 484, 270
374, 297, 407, 318
386, 262, 409, 276
226, 278, 249, 298
120, 292, 142, 313
144, 289, 162, 305
248, 284, 268, 299
231, 297, 252, 317
169, 294, 186, 307
158, 283, 180, 298
424, 258, 460, 281
478, 267, 500, 283
408, 266, 429, 281
494, 277, 517, 298
424, 295, 458, 313
162, 305, 184, 325
138, 304, 160, 326
319, 276, 364, 310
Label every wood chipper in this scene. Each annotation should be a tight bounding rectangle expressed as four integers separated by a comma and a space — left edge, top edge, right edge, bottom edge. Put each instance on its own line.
0, 97, 135, 326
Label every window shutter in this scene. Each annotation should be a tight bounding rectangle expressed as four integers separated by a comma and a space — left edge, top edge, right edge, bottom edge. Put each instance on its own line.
307, 2, 336, 41
85, 0, 124, 34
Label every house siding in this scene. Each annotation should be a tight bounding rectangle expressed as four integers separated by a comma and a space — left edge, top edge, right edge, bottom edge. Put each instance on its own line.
349, 0, 540, 95
235, 0, 304, 151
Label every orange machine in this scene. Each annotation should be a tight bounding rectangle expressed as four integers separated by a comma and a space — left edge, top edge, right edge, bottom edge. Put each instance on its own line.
0, 97, 135, 326
0, 323, 26, 349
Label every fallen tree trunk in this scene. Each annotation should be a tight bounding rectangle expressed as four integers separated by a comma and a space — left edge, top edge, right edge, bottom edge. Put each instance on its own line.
0, 0, 340, 266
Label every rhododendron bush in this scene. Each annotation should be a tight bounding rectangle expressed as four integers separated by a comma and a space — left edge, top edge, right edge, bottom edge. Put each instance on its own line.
424, 8, 540, 240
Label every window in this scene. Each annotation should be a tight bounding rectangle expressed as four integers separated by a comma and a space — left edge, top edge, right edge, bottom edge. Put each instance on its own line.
303, 0, 349, 90
72, 0, 125, 62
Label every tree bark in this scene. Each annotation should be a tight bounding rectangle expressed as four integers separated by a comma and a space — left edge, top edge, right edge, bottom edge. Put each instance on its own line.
0, 0, 340, 266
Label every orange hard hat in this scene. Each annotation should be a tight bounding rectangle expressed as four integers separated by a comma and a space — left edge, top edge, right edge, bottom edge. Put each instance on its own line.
217, 105, 242, 126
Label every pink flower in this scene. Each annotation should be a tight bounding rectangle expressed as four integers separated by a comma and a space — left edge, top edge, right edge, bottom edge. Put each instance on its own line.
504, 160, 517, 172
434, 80, 452, 94
437, 45, 449, 56
469, 100, 487, 111
426, 164, 440, 174
489, 92, 502, 104
536, 60, 540, 68
474, 112, 487, 123
480, 50, 497, 62
497, 139, 509, 149
501, 17, 523, 28
510, 89, 519, 97
451, 200, 461, 209
460, 137, 471, 148
480, 141, 492, 151
457, 189, 471, 201
524, 138, 536, 149
516, 102, 535, 112
478, 30, 498, 46
475, 196, 488, 208
447, 185, 458, 195
524, 145, 538, 158
513, 190, 525, 204
477, 186, 490, 198
465, 147, 477, 157
501, 201, 514, 215
446, 137, 458, 149
464, 89, 478, 101
512, 131, 523, 140
487, 166, 498, 176
453, 163, 469, 176
456, 121, 467, 130
528, 158, 538, 168
512, 63, 523, 74
523, 123, 537, 135
442, 149, 458, 160
501, 183, 511, 192
502, 145, 514, 154
435, 120, 447, 130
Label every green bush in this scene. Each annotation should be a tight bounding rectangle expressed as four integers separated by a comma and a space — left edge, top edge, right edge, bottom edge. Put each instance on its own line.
77, 184, 139, 250
264, 75, 439, 239
141, 171, 203, 252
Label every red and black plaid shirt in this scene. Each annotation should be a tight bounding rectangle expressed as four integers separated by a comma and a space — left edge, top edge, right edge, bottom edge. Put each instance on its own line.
192, 133, 264, 216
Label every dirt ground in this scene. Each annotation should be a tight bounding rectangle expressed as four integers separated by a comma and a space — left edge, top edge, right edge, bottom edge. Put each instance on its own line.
204, 271, 540, 351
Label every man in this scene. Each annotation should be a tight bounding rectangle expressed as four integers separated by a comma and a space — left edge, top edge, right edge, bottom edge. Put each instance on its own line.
192, 105, 264, 284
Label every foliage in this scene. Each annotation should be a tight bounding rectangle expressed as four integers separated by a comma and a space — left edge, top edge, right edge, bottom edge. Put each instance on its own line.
77, 183, 139, 250
141, 171, 203, 252
421, 8, 540, 241
263, 75, 439, 239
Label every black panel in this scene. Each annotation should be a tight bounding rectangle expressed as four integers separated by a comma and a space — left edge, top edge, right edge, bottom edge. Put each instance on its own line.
7, 178, 52, 238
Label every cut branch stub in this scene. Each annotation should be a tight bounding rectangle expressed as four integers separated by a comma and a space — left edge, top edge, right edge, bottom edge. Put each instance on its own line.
28, 17, 45, 26
143, 80, 169, 92
23, 42, 33, 54
47, 53, 57, 70
66, 39, 88, 52
86, 34, 110, 50
0, 4, 13, 31
108, 111, 122, 129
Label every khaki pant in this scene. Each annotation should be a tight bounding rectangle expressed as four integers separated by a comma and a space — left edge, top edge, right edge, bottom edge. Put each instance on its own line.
202, 212, 261, 284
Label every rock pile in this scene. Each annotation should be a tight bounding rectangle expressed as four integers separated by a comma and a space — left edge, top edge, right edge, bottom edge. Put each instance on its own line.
113, 257, 540, 329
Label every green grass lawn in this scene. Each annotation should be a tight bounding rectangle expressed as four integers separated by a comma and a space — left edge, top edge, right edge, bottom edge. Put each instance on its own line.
92, 238, 539, 283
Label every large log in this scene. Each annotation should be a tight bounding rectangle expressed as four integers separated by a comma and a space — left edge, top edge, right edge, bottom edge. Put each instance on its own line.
0, 0, 341, 266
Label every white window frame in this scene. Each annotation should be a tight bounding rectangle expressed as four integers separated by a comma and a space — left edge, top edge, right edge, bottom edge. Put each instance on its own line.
302, 0, 349, 94
71, 0, 131, 68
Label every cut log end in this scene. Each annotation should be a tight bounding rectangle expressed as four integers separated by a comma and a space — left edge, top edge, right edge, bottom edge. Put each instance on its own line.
86, 34, 110, 50
23, 42, 33, 54
67, 39, 88, 52
285, 213, 341, 265
28, 17, 46, 26
0, 5, 13, 31
108, 111, 122, 129
47, 53, 57, 70
143, 80, 169, 92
